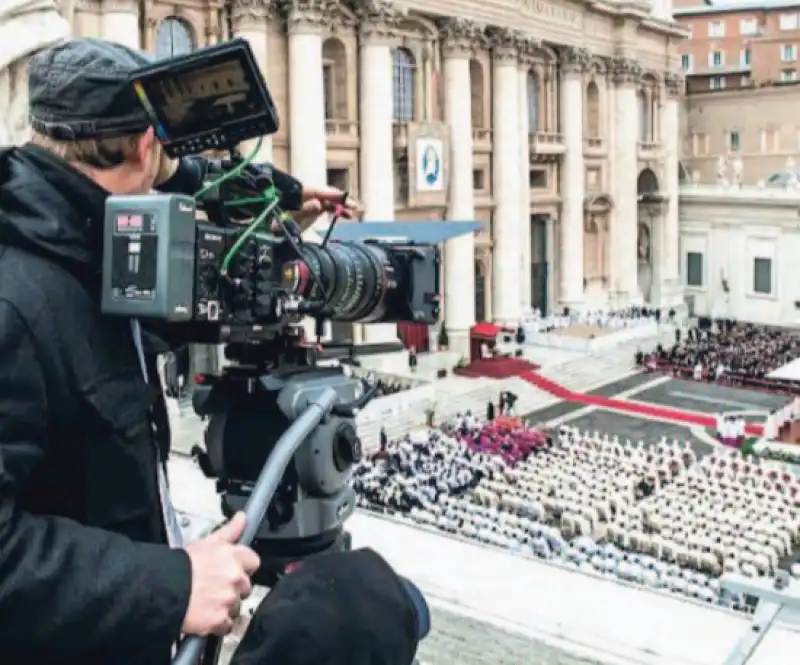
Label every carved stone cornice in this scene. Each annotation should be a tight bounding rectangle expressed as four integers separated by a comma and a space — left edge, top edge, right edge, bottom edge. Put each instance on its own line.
231, 0, 277, 30
439, 18, 486, 59
559, 46, 591, 75
611, 55, 642, 85
351, 0, 401, 43
489, 28, 521, 63
664, 71, 685, 99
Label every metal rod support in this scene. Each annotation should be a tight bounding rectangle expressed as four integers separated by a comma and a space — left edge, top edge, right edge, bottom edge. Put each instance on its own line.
171, 388, 339, 665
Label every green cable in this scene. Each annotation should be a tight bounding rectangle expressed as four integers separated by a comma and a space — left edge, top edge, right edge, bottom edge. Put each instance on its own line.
220, 199, 280, 275
194, 137, 264, 200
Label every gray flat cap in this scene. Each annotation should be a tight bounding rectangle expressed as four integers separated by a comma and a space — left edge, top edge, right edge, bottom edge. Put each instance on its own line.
29, 38, 154, 140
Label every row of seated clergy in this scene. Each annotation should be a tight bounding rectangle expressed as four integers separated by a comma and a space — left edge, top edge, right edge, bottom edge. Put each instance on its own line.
408, 496, 745, 609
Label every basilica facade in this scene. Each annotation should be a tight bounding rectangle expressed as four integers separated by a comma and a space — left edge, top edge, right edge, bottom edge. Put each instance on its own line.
65, 0, 686, 350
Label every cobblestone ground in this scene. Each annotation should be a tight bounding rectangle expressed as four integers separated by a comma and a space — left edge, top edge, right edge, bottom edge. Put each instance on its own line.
418, 607, 604, 665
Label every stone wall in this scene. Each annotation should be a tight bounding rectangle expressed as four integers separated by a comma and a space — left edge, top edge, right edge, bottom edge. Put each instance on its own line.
0, 0, 70, 144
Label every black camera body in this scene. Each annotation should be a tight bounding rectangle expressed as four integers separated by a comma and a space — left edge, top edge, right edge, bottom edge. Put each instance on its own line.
102, 193, 442, 345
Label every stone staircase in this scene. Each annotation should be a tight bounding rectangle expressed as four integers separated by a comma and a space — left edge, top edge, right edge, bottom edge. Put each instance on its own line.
536, 328, 676, 393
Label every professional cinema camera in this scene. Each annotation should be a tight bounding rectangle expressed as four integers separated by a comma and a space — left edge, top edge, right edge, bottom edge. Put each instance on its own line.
99, 39, 475, 665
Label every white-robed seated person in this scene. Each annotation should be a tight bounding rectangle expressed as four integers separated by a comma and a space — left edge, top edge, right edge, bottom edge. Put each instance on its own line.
694, 361, 704, 380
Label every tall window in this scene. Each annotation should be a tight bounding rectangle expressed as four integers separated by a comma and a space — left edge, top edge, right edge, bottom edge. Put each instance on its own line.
469, 60, 484, 128
687, 252, 703, 287
710, 76, 726, 90
710, 51, 724, 67
586, 81, 599, 138
781, 44, 797, 62
681, 54, 692, 72
728, 130, 741, 151
740, 17, 758, 35
780, 12, 799, 30
392, 48, 416, 122
638, 90, 648, 141
527, 71, 539, 132
741, 49, 751, 67
155, 17, 194, 58
708, 20, 725, 38
754, 258, 773, 294
323, 63, 334, 120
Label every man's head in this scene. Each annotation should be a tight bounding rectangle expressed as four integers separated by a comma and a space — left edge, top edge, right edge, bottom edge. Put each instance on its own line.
27, 38, 165, 194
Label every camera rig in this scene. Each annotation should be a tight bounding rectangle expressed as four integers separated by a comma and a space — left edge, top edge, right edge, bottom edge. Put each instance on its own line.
98, 39, 477, 665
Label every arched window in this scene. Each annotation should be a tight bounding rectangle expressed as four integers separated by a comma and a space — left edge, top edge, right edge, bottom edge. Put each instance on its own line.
586, 81, 600, 138
155, 17, 195, 58
392, 48, 416, 122
526, 71, 539, 133
638, 89, 649, 142
469, 60, 484, 128
322, 38, 348, 120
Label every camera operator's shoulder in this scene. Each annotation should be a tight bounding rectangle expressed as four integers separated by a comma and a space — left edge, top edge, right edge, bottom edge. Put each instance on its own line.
0, 245, 87, 321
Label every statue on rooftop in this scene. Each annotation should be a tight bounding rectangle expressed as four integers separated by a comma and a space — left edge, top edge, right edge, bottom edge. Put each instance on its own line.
715, 154, 729, 187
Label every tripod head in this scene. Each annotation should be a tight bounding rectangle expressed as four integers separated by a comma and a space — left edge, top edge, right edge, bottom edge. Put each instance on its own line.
173, 365, 376, 665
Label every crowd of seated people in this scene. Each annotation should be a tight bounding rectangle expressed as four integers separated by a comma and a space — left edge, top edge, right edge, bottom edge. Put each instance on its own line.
643, 320, 800, 386
521, 306, 667, 335
353, 421, 800, 610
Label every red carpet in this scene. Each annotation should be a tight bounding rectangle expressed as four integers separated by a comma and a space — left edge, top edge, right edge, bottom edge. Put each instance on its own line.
519, 370, 764, 436
455, 357, 540, 379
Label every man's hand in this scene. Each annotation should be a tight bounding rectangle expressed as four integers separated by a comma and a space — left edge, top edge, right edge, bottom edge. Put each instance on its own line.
303, 185, 361, 218
181, 512, 260, 636
274, 187, 362, 233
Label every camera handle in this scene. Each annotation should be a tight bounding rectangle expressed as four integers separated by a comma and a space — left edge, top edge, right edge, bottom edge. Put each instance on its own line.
171, 387, 340, 665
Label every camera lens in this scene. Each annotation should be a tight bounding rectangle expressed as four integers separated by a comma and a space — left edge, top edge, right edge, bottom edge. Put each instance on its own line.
281, 242, 402, 323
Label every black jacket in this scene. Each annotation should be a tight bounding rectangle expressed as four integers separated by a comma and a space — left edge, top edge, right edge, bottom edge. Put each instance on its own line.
0, 144, 191, 664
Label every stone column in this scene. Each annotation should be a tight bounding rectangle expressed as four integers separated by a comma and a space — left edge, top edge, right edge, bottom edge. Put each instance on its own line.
285, 1, 327, 201
518, 40, 536, 315
491, 29, 522, 325
558, 47, 588, 309
358, 3, 400, 344
661, 72, 683, 305
439, 18, 482, 355
101, 0, 140, 49
610, 56, 642, 304
232, 0, 275, 162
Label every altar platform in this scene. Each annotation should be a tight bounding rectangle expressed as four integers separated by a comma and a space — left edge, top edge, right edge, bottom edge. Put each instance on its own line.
522, 320, 660, 353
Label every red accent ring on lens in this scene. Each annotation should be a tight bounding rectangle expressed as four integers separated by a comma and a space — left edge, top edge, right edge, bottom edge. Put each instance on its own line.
295, 261, 310, 296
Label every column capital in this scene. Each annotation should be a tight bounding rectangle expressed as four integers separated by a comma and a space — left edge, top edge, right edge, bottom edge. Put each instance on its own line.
352, 0, 402, 43
490, 28, 521, 64
279, 0, 341, 34
559, 46, 591, 75
439, 18, 486, 59
611, 55, 642, 85
518, 36, 544, 66
664, 71, 685, 99
231, 0, 278, 30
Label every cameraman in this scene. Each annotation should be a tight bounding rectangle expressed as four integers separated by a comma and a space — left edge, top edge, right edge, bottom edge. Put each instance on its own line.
0, 38, 356, 665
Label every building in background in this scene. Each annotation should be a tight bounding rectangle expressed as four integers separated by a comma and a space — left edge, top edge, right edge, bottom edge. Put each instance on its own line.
675, 0, 800, 185
64, 0, 686, 353
679, 183, 800, 325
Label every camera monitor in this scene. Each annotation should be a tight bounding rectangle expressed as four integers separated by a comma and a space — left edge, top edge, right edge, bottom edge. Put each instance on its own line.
130, 38, 279, 158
